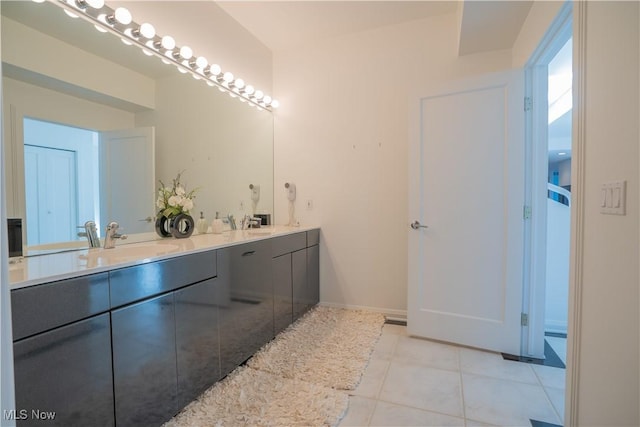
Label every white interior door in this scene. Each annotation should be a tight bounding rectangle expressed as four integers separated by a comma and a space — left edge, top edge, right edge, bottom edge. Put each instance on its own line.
24, 145, 78, 245
408, 70, 525, 355
100, 127, 155, 235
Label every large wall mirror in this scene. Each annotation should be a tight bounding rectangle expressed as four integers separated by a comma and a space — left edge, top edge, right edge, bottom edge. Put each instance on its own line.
1, 1, 274, 254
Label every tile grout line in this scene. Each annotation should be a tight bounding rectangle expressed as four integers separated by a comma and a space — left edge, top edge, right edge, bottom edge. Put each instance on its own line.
458, 348, 469, 426
366, 327, 399, 426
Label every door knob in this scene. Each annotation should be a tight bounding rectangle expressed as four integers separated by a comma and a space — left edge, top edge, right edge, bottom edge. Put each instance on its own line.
410, 221, 428, 230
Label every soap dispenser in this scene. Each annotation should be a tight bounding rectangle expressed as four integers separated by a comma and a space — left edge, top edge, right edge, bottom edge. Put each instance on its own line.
196, 211, 209, 234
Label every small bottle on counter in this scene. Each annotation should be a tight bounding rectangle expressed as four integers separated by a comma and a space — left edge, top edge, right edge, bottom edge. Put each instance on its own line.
196, 211, 209, 234
212, 211, 224, 234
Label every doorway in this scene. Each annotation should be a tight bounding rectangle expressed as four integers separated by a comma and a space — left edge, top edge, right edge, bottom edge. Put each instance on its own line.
522, 2, 572, 363
23, 118, 100, 246
544, 35, 572, 366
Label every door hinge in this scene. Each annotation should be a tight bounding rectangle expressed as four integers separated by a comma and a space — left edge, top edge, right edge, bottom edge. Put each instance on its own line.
523, 205, 532, 220
524, 96, 532, 112
521, 313, 529, 326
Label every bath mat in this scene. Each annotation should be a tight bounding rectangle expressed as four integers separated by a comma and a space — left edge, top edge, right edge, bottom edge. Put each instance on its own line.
247, 306, 385, 390
163, 366, 348, 427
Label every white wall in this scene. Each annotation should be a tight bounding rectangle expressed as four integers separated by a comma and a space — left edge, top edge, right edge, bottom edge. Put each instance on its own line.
571, 2, 639, 425
273, 13, 512, 315
545, 198, 569, 333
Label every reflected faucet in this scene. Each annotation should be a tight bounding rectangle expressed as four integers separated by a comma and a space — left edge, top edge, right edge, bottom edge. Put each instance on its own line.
77, 221, 100, 248
104, 221, 127, 249
240, 214, 261, 230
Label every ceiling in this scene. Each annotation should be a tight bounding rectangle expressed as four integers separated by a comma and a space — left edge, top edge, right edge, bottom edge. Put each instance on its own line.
216, 1, 532, 55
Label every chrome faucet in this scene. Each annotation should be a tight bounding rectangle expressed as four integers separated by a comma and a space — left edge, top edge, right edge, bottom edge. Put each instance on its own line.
77, 221, 101, 248
104, 221, 127, 249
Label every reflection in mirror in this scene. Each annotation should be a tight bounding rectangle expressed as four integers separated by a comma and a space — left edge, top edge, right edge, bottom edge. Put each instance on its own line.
1, 0, 274, 255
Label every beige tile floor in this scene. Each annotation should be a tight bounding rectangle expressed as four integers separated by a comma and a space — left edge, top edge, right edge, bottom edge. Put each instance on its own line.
339, 324, 565, 427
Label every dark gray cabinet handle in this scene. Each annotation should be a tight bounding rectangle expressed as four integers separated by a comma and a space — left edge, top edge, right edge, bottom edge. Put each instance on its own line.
242, 251, 256, 257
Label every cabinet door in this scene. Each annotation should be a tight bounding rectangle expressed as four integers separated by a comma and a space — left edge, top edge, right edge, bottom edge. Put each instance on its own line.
13, 314, 114, 427
175, 278, 220, 408
292, 248, 308, 321
307, 244, 320, 307
112, 294, 177, 427
273, 253, 293, 335
218, 241, 274, 377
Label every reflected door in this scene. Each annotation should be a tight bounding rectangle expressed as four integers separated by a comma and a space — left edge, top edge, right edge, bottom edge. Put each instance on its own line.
100, 127, 155, 235
24, 144, 78, 245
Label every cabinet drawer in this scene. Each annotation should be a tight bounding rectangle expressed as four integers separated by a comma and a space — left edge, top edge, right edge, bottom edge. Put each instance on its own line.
271, 232, 306, 258
11, 273, 110, 341
306, 229, 320, 247
110, 250, 216, 308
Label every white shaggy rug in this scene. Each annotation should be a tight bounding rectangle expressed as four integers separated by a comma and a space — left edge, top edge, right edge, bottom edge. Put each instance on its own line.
248, 307, 385, 390
164, 366, 348, 427
164, 306, 384, 427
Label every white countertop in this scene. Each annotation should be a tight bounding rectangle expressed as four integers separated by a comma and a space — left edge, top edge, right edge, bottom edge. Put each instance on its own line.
9, 225, 318, 290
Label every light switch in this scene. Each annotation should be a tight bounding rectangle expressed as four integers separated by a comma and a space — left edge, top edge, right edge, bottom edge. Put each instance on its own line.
613, 187, 621, 208
601, 180, 626, 215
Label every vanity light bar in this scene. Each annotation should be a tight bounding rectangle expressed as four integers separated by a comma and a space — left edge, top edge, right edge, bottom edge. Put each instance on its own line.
43, 0, 279, 111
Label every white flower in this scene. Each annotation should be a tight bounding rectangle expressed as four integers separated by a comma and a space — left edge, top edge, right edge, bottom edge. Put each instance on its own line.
182, 198, 194, 211
168, 195, 180, 207
156, 197, 164, 209
175, 186, 186, 196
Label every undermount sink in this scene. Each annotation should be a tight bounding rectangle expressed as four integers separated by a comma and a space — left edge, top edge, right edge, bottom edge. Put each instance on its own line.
80, 243, 181, 264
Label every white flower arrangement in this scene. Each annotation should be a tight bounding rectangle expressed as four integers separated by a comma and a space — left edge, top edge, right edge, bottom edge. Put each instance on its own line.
156, 172, 198, 218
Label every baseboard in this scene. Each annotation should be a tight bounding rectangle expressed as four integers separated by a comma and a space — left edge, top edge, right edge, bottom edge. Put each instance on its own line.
318, 301, 407, 320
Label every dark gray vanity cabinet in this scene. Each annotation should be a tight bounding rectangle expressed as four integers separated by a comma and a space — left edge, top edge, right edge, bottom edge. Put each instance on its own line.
13, 314, 114, 427
11, 273, 113, 427
272, 230, 320, 326
175, 278, 220, 408
304, 231, 320, 314
109, 249, 217, 426
111, 293, 178, 427
218, 240, 274, 377
272, 253, 293, 335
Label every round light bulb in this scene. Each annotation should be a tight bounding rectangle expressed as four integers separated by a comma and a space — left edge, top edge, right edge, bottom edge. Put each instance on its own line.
142, 49, 154, 56
161, 35, 176, 50
263, 95, 272, 105
270, 100, 280, 109
179, 46, 193, 60
234, 78, 245, 89
254, 90, 264, 100
177, 67, 188, 74
139, 23, 155, 39
85, 0, 104, 8
209, 64, 221, 76
94, 24, 108, 33
223, 72, 234, 82
121, 38, 132, 46
244, 85, 255, 95
114, 7, 132, 25
195, 56, 208, 69
206, 81, 214, 87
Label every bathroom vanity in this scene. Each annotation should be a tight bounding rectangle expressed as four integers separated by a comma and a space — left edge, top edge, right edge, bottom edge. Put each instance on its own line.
9, 226, 320, 427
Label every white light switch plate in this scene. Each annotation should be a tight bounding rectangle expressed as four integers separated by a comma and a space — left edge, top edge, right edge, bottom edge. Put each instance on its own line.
600, 181, 626, 215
